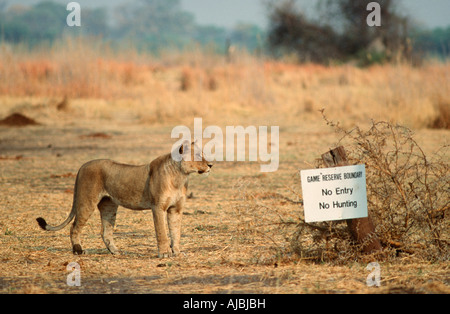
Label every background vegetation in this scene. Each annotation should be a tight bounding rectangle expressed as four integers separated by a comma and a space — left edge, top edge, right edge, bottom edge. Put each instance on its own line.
0, 0, 264, 54
0, 0, 448, 62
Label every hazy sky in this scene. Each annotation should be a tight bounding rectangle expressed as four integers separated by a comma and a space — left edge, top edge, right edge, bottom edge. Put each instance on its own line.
11, 0, 450, 29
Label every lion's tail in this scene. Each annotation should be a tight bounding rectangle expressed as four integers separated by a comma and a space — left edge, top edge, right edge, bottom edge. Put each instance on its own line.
37, 174, 78, 231
36, 205, 76, 231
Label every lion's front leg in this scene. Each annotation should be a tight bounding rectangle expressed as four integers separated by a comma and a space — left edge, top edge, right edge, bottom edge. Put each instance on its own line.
167, 201, 183, 256
152, 205, 172, 258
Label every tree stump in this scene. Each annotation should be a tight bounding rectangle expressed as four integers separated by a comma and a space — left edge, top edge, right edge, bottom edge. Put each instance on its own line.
321, 146, 382, 253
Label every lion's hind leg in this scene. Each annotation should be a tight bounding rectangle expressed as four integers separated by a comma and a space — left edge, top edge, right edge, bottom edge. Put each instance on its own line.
70, 203, 96, 255
98, 197, 119, 254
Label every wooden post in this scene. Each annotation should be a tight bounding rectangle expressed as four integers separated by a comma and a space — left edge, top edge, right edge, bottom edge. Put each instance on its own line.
321, 146, 382, 253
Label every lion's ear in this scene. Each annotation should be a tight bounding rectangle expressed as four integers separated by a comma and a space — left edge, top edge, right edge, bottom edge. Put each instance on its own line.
179, 140, 190, 156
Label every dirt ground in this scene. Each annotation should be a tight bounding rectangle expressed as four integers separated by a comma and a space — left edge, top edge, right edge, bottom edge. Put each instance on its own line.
0, 99, 448, 294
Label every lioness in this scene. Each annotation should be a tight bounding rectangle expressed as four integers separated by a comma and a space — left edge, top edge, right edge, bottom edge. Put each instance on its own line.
36, 140, 212, 257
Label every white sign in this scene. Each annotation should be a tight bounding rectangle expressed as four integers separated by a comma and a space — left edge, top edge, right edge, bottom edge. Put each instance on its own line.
300, 164, 368, 223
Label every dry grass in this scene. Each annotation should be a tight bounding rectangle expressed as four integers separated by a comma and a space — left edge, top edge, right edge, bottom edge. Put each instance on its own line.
428, 97, 450, 130
0, 40, 449, 294
1, 39, 449, 129
286, 115, 449, 264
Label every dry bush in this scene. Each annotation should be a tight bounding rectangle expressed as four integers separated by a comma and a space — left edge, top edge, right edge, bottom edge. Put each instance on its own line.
231, 115, 449, 265
179, 68, 193, 91
293, 113, 449, 263
429, 98, 450, 130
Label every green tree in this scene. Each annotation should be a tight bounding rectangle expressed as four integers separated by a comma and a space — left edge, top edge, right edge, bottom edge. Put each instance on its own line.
230, 23, 265, 53
66, 6, 109, 38
113, 0, 196, 52
194, 25, 227, 48
412, 26, 450, 58
0, 1, 66, 45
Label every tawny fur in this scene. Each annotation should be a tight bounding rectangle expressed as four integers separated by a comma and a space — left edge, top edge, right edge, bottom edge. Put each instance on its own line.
37, 141, 212, 257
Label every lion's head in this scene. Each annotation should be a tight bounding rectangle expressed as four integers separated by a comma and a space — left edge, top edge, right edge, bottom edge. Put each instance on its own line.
173, 140, 213, 175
